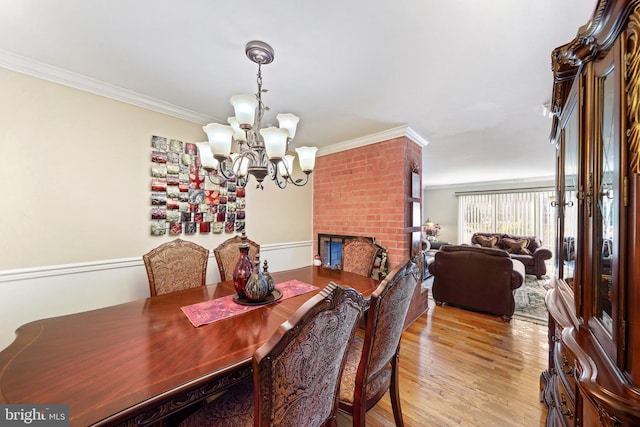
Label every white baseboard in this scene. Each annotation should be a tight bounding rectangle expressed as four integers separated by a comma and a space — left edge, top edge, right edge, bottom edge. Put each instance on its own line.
0, 241, 313, 352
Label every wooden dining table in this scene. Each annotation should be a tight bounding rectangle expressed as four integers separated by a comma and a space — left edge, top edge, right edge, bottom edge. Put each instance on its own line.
0, 266, 379, 426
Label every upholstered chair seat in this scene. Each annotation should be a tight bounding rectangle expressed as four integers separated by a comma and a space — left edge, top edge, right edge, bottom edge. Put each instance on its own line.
338, 337, 393, 406
180, 283, 366, 427
338, 259, 419, 427
182, 379, 254, 426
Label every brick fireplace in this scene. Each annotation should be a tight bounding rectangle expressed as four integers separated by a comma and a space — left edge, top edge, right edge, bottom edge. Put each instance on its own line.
313, 135, 423, 272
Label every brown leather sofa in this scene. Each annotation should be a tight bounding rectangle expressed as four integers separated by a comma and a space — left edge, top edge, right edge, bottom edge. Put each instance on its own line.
428, 245, 525, 321
470, 232, 552, 279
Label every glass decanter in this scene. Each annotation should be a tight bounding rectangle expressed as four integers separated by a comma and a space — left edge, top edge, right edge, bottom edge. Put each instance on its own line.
244, 254, 269, 302
232, 231, 253, 299
262, 259, 275, 295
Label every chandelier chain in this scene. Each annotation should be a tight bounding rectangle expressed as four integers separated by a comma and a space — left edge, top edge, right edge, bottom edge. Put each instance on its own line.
256, 63, 263, 128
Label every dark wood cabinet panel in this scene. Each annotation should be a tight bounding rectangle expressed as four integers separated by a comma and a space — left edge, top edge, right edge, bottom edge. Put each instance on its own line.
542, 1, 640, 425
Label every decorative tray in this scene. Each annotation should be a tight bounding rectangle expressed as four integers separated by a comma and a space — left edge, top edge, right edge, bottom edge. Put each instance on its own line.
233, 288, 282, 306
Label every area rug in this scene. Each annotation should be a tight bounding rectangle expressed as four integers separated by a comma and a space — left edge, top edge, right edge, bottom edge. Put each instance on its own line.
423, 275, 551, 325
513, 276, 552, 325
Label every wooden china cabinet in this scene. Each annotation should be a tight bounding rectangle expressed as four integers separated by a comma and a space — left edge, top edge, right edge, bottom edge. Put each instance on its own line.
540, 0, 640, 425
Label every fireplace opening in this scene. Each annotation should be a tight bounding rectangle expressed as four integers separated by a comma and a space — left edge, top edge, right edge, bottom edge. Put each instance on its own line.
317, 234, 360, 268
317, 234, 387, 279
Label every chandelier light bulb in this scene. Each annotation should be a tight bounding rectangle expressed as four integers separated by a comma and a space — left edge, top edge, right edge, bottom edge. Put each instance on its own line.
276, 113, 300, 139
203, 123, 234, 160
295, 146, 318, 172
195, 142, 219, 171
227, 117, 247, 141
260, 127, 288, 160
278, 154, 296, 178
229, 94, 258, 129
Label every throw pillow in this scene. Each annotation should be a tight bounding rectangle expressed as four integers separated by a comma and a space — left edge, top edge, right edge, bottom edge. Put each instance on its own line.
501, 237, 530, 255
476, 235, 498, 248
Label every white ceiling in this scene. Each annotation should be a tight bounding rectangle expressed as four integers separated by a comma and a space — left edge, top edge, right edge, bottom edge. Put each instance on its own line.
0, 0, 596, 187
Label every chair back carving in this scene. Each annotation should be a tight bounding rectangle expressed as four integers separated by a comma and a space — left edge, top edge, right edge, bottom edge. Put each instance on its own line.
339, 259, 420, 426
143, 239, 209, 297
213, 235, 260, 281
254, 283, 366, 427
342, 237, 381, 277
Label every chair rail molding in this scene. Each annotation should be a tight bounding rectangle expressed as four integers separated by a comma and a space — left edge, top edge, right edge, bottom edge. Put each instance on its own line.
0, 240, 313, 352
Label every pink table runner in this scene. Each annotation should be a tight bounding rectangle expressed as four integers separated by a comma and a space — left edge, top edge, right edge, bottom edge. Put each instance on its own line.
181, 280, 319, 327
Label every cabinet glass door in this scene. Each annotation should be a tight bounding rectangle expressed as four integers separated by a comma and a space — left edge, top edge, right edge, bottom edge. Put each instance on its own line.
561, 100, 579, 286
595, 67, 616, 337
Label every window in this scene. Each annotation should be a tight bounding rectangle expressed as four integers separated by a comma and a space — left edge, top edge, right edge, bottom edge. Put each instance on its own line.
457, 188, 556, 261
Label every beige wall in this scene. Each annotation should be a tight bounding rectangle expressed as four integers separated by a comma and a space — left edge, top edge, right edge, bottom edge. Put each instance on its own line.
422, 186, 459, 244
0, 68, 312, 270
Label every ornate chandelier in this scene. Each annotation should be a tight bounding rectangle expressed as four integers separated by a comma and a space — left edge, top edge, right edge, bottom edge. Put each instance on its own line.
196, 40, 317, 190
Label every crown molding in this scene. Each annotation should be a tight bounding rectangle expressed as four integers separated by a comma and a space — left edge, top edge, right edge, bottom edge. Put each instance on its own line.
0, 49, 213, 124
405, 127, 430, 148
317, 125, 429, 157
0, 50, 432, 152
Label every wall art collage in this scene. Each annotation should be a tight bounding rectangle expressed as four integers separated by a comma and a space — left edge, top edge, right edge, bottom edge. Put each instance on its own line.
149, 135, 246, 236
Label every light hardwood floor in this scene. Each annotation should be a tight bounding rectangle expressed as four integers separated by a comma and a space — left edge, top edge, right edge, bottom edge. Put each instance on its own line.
338, 297, 548, 427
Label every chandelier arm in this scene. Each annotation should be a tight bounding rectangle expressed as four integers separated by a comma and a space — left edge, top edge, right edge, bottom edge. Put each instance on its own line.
205, 171, 226, 186
235, 150, 257, 163
288, 173, 311, 187
269, 161, 288, 189
268, 161, 277, 179
228, 151, 259, 188
271, 158, 311, 187
274, 175, 288, 189
217, 160, 237, 181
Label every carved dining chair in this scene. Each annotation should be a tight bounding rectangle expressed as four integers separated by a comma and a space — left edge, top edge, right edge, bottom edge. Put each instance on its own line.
142, 239, 209, 297
213, 234, 260, 281
179, 283, 367, 427
338, 258, 420, 427
342, 237, 382, 277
